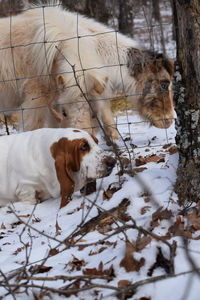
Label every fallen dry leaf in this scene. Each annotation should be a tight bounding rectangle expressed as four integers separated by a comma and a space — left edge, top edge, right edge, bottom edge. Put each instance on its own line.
132, 236, 152, 252
167, 215, 193, 239
67, 256, 86, 272
49, 248, 59, 256
162, 143, 172, 149
64, 281, 80, 298
151, 207, 173, 228
135, 154, 165, 166
29, 265, 52, 274
140, 206, 151, 215
1, 223, 6, 229
18, 214, 30, 218
55, 220, 61, 236
89, 247, 107, 256
135, 297, 151, 300
32, 217, 41, 223
121, 157, 131, 168
169, 145, 178, 155
134, 167, 148, 173
118, 279, 131, 288
11, 221, 23, 228
167, 205, 200, 239
117, 280, 135, 300
83, 261, 114, 279
120, 241, 145, 272
103, 182, 122, 200
144, 197, 151, 203
13, 246, 24, 255
186, 209, 200, 230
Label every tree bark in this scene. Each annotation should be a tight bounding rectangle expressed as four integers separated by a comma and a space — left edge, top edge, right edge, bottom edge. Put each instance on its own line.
118, 0, 134, 37
172, 0, 200, 205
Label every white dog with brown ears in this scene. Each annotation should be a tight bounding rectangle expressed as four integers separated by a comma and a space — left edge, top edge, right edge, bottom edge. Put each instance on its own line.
0, 1, 174, 139
0, 128, 116, 208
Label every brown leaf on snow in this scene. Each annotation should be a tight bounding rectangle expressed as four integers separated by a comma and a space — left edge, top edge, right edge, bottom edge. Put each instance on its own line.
83, 261, 114, 279
104, 241, 117, 247
169, 145, 178, 155
36, 266, 52, 274
56, 220, 61, 236
97, 215, 115, 234
134, 167, 148, 173
186, 208, 200, 230
151, 207, 173, 228
162, 144, 171, 149
120, 242, 145, 272
132, 236, 152, 252
140, 206, 151, 215
49, 248, 59, 256
103, 182, 122, 200
121, 157, 131, 168
144, 197, 151, 203
67, 256, 87, 272
32, 217, 41, 223
18, 214, 30, 218
117, 280, 135, 300
118, 280, 131, 288
167, 206, 200, 239
13, 246, 24, 255
72, 198, 130, 238
135, 297, 151, 300
64, 281, 80, 298
29, 265, 52, 274
135, 154, 165, 166
135, 157, 147, 167
11, 220, 23, 228
1, 223, 6, 229
163, 144, 178, 155
33, 291, 42, 300
33, 291, 51, 300
89, 247, 107, 256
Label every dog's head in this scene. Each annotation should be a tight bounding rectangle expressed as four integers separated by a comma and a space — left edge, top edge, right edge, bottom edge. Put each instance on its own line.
127, 48, 174, 129
50, 130, 116, 208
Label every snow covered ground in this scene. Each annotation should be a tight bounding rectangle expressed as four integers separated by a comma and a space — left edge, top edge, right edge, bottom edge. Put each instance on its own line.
0, 1, 200, 299
1, 112, 200, 300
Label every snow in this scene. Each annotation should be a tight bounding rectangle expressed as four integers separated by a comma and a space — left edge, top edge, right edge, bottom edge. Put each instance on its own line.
0, 112, 200, 300
0, 2, 199, 299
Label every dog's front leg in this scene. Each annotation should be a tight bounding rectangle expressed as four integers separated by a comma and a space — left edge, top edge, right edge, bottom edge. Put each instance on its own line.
100, 100, 119, 140
16, 184, 39, 205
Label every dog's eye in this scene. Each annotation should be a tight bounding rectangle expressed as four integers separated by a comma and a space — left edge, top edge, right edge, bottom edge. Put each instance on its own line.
81, 142, 90, 151
160, 82, 169, 90
62, 109, 67, 118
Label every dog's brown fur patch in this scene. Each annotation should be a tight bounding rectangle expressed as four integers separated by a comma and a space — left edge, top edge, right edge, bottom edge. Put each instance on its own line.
127, 48, 174, 128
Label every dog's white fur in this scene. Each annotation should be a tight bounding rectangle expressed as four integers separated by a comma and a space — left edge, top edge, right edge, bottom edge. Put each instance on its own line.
0, 128, 115, 207
0, 2, 174, 139
0, 2, 139, 138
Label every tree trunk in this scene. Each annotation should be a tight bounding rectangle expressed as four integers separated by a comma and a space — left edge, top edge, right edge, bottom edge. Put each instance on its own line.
118, 0, 134, 37
84, 0, 110, 24
172, 0, 200, 205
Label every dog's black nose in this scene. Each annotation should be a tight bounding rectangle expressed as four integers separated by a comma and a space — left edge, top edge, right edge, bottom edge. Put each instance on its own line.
105, 157, 116, 171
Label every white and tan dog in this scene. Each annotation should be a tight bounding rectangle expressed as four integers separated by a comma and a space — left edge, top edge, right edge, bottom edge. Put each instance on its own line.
0, 128, 115, 208
0, 2, 174, 139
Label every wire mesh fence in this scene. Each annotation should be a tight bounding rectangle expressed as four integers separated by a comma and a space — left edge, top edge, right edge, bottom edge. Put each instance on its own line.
0, 1, 199, 300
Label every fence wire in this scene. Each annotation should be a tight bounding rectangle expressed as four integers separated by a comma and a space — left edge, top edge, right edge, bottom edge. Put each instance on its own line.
0, 1, 199, 300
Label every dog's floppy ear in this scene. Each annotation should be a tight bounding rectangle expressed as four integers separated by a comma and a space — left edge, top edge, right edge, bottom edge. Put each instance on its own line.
50, 138, 75, 208
49, 104, 64, 122
86, 74, 108, 95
